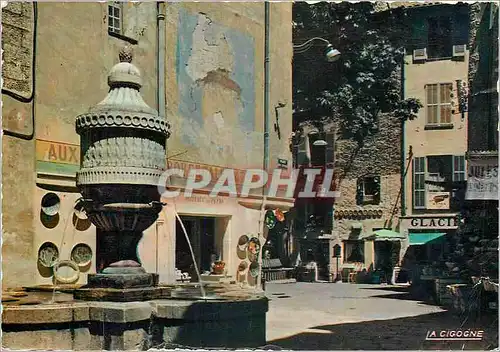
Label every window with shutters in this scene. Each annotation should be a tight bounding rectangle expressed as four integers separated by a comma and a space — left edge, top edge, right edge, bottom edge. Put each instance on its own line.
412, 155, 466, 209
427, 16, 452, 59
356, 176, 380, 205
452, 155, 466, 206
294, 134, 310, 167
427, 156, 452, 193
413, 157, 426, 209
426, 83, 453, 125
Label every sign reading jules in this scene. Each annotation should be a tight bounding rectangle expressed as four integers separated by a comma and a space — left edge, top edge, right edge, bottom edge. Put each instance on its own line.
466, 159, 498, 200
408, 216, 458, 229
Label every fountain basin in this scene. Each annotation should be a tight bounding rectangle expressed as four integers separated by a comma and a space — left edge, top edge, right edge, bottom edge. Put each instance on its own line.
2, 286, 268, 350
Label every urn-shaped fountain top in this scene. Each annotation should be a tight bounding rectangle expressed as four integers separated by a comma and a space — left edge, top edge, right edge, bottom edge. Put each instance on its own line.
75, 46, 170, 233
76, 45, 170, 136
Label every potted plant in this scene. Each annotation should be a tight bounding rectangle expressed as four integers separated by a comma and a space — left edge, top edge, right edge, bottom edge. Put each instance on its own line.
212, 260, 226, 275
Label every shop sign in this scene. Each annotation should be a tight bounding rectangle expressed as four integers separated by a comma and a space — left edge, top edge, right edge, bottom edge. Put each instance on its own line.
36, 139, 80, 176
408, 216, 458, 229
184, 196, 225, 205
427, 192, 450, 210
466, 159, 498, 200
36, 139, 80, 165
167, 159, 247, 187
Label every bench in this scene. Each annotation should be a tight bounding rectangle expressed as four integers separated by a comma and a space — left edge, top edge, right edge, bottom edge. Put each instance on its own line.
262, 258, 295, 282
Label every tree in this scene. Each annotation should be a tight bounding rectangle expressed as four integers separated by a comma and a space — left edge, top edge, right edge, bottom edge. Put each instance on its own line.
293, 1, 422, 142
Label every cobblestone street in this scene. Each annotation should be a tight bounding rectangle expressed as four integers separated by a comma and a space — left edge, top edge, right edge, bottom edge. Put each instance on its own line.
265, 282, 498, 350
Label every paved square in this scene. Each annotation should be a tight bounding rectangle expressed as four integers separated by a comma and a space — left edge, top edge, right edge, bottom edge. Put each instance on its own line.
265, 282, 498, 350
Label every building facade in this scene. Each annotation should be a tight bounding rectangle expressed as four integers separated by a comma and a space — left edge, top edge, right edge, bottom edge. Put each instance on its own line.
291, 111, 403, 282
2, 2, 293, 288
331, 113, 403, 281
399, 4, 470, 270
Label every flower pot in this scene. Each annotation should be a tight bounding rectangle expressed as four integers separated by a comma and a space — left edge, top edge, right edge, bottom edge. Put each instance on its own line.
212, 261, 225, 275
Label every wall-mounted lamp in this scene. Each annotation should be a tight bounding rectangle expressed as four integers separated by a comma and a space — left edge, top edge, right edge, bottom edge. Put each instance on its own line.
293, 37, 341, 62
325, 44, 341, 62
313, 139, 328, 146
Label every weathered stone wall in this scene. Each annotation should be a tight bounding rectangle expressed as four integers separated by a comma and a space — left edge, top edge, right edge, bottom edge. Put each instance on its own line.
334, 113, 402, 239
1, 2, 36, 287
468, 2, 499, 152
334, 113, 401, 180
2, 2, 33, 97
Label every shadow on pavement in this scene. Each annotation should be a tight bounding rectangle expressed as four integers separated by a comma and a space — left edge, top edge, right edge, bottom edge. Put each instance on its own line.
359, 286, 412, 293
269, 311, 498, 350
359, 285, 439, 306
369, 292, 439, 306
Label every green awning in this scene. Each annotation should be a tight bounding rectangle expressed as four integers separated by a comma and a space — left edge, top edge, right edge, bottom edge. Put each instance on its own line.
409, 233, 446, 245
368, 229, 405, 241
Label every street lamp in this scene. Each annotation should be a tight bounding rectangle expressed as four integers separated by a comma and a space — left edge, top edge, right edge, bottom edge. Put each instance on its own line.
293, 37, 341, 62
313, 140, 328, 146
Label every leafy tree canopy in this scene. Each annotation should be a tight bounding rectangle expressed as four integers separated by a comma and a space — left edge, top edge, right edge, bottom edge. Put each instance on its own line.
293, 1, 422, 141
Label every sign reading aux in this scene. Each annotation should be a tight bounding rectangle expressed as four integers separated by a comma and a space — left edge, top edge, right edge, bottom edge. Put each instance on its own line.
36, 140, 80, 165
466, 159, 498, 200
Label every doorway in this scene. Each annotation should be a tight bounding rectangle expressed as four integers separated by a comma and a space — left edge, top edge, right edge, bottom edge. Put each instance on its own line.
374, 241, 401, 275
175, 216, 216, 279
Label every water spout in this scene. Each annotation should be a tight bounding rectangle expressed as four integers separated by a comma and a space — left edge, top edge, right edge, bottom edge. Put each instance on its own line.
173, 210, 206, 299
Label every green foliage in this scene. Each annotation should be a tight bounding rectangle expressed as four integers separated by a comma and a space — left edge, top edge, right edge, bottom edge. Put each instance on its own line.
293, 1, 422, 141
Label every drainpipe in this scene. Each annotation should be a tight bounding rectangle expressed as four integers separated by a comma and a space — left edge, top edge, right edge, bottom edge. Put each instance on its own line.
157, 1, 167, 280
258, 1, 271, 291
157, 2, 166, 119
400, 48, 407, 217
264, 1, 270, 171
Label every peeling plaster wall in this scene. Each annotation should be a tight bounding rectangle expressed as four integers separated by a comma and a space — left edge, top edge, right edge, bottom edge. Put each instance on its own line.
166, 3, 293, 171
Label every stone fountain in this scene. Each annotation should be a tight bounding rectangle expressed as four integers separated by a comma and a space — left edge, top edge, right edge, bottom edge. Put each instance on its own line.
73, 46, 171, 301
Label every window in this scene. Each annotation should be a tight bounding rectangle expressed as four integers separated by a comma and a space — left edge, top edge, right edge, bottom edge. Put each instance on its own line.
413, 157, 426, 209
412, 155, 466, 209
294, 134, 309, 167
453, 156, 466, 182
426, 83, 453, 125
108, 2, 122, 35
308, 132, 334, 167
343, 240, 365, 263
427, 17, 452, 59
427, 156, 452, 193
356, 176, 380, 205
452, 155, 466, 202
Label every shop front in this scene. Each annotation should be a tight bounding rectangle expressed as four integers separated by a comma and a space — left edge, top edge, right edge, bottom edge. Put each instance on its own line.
137, 159, 295, 289
399, 214, 459, 290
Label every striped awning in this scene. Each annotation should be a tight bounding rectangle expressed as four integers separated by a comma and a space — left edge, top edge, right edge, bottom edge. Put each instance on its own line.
369, 229, 405, 241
